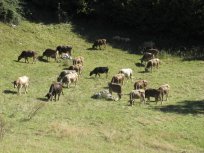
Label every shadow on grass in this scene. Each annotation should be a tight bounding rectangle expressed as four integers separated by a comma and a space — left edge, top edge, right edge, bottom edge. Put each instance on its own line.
135, 62, 145, 67
3, 90, 17, 95
138, 70, 147, 73
86, 47, 96, 51
36, 97, 48, 102
37, 56, 48, 62
154, 100, 204, 115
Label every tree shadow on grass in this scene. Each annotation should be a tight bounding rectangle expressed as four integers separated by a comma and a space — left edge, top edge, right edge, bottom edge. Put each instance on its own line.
154, 100, 204, 115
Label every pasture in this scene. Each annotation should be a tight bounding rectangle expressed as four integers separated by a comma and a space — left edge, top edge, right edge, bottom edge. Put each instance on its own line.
0, 21, 204, 153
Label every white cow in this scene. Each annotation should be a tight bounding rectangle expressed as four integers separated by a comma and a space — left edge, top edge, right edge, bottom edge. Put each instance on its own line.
13, 76, 29, 95
118, 68, 133, 79
62, 73, 78, 88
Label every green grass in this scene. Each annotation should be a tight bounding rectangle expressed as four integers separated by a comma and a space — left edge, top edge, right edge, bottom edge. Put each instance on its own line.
0, 21, 204, 153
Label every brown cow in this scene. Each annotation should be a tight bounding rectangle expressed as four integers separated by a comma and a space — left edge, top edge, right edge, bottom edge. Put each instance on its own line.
145, 58, 160, 72
129, 89, 146, 106
73, 56, 84, 66
92, 39, 106, 49
140, 52, 154, 65
146, 49, 159, 57
145, 88, 162, 104
62, 73, 78, 88
42, 49, 58, 62
18, 51, 37, 63
158, 84, 170, 101
68, 64, 83, 75
134, 80, 148, 90
45, 82, 63, 101
111, 73, 125, 85
108, 83, 122, 100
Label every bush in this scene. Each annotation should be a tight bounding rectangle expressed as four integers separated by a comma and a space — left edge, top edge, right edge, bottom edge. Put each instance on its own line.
0, 0, 22, 24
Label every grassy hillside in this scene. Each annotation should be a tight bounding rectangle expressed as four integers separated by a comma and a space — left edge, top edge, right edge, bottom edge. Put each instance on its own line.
0, 21, 204, 153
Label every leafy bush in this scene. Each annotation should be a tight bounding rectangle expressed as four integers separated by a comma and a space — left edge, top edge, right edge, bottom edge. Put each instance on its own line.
0, 0, 22, 24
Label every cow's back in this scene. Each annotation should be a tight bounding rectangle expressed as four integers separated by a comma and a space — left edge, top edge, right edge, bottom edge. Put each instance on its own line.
18, 76, 29, 84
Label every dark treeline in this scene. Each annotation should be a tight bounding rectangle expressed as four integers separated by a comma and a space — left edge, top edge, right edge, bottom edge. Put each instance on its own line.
1, 0, 204, 38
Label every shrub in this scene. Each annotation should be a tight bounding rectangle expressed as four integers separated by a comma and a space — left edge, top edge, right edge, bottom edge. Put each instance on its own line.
0, 0, 22, 24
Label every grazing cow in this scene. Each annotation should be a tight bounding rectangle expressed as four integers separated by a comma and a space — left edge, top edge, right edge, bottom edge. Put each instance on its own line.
134, 80, 148, 90
73, 56, 84, 66
146, 49, 159, 57
158, 84, 170, 101
92, 39, 106, 49
18, 50, 37, 63
129, 89, 146, 106
68, 64, 83, 75
145, 88, 162, 104
45, 82, 63, 101
111, 73, 125, 85
90, 67, 109, 78
42, 49, 58, 62
56, 45, 72, 56
108, 83, 122, 100
145, 58, 160, 72
118, 68, 133, 79
57, 70, 77, 82
140, 52, 154, 65
62, 73, 78, 88
13, 76, 29, 95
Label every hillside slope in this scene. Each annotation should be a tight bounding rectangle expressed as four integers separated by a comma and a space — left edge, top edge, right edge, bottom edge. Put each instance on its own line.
0, 21, 204, 153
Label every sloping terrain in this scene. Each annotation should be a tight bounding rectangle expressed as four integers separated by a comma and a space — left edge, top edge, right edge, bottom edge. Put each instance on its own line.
0, 21, 204, 153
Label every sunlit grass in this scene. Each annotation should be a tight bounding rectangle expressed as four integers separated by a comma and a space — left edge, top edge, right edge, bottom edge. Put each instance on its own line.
0, 21, 204, 153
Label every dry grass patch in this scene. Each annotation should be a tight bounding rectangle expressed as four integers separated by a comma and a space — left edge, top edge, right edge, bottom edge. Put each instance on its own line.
48, 121, 92, 139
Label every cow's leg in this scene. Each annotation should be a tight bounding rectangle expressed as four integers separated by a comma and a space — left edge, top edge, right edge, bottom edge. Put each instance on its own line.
57, 93, 61, 100
25, 86, 27, 94
27, 58, 29, 63
32, 57, 36, 64
118, 93, 121, 100
17, 86, 20, 95
54, 94, 57, 101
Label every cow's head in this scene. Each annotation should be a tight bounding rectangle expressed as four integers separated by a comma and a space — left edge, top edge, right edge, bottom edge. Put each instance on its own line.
45, 93, 52, 101
12, 81, 17, 88
17, 55, 22, 62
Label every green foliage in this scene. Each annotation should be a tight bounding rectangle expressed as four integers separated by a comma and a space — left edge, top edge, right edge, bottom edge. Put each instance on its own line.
24, 0, 204, 37
0, 0, 22, 24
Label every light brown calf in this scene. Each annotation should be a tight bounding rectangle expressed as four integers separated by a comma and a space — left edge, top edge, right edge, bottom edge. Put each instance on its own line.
13, 76, 29, 95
